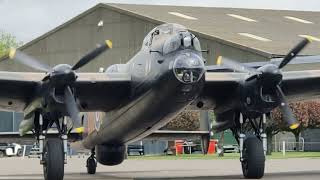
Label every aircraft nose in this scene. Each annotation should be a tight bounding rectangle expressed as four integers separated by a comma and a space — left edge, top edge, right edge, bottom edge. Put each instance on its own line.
173, 53, 205, 83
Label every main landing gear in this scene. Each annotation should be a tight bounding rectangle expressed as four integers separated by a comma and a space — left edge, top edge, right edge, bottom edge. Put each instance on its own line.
232, 113, 267, 179
87, 148, 97, 174
36, 115, 69, 180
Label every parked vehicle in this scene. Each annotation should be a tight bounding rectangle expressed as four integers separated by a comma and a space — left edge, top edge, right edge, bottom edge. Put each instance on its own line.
127, 144, 144, 156
223, 144, 239, 153
0, 143, 23, 157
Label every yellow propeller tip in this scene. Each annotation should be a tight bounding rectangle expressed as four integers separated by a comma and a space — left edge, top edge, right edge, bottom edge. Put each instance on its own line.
216, 56, 222, 65
74, 127, 84, 133
8, 48, 16, 59
289, 123, 300, 130
105, 40, 112, 49
303, 35, 313, 43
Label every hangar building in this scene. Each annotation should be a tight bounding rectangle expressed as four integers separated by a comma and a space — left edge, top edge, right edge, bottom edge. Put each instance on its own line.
0, 3, 320, 149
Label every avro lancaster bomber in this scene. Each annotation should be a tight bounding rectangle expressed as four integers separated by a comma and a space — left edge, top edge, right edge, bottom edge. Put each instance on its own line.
1, 23, 320, 179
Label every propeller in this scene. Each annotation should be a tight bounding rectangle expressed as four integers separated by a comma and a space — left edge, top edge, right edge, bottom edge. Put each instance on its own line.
216, 38, 312, 129
276, 85, 300, 130
278, 38, 311, 69
9, 40, 113, 131
64, 86, 81, 126
216, 56, 258, 74
72, 40, 112, 70
9, 48, 51, 72
9, 40, 112, 72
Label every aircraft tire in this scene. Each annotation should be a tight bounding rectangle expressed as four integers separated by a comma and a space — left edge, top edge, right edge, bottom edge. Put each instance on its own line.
241, 136, 265, 179
86, 156, 97, 174
43, 138, 64, 180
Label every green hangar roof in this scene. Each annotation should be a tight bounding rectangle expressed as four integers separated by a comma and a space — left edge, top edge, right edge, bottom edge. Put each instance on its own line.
6, 3, 320, 60
106, 3, 320, 57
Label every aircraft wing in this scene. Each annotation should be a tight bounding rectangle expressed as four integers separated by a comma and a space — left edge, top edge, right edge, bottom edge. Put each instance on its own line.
0, 72, 42, 111
74, 73, 131, 111
199, 70, 320, 110
0, 130, 81, 143
280, 70, 320, 101
197, 72, 245, 110
0, 72, 131, 112
206, 55, 320, 72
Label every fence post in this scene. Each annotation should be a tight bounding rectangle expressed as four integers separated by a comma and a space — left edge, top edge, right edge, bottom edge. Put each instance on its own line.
282, 141, 286, 156
22, 145, 26, 159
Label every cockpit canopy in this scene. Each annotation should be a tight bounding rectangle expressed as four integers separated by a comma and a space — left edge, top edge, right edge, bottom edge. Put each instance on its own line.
142, 23, 202, 55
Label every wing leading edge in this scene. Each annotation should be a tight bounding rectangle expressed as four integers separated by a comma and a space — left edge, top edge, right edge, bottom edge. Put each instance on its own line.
281, 70, 320, 101
0, 72, 42, 112
0, 72, 132, 112
199, 70, 320, 110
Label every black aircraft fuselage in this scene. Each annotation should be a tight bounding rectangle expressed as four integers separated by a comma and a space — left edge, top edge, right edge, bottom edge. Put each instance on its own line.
82, 24, 205, 148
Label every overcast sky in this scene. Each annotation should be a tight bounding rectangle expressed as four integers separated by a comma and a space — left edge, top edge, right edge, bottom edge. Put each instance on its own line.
1, 0, 320, 43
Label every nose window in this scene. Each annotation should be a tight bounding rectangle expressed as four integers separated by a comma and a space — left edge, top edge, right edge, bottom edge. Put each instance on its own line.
173, 53, 205, 83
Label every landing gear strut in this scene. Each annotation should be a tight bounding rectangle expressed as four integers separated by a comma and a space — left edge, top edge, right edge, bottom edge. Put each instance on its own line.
236, 113, 266, 179
87, 148, 97, 174
37, 115, 68, 180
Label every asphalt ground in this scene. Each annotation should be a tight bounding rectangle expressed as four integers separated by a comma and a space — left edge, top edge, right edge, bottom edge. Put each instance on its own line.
0, 157, 320, 179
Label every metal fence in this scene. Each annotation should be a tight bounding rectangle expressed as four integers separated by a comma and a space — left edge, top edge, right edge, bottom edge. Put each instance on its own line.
276, 137, 304, 152
275, 137, 320, 152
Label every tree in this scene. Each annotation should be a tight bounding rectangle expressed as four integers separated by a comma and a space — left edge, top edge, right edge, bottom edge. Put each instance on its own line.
271, 101, 320, 152
0, 31, 22, 58
163, 111, 200, 130
306, 101, 320, 128
265, 113, 283, 155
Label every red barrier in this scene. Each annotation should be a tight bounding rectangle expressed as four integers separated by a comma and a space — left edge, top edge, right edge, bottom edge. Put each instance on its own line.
175, 140, 184, 154
208, 139, 217, 154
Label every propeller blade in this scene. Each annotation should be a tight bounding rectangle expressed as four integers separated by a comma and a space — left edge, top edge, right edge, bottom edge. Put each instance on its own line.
72, 40, 112, 70
64, 86, 82, 132
276, 85, 300, 130
216, 56, 258, 74
278, 38, 312, 69
9, 48, 51, 72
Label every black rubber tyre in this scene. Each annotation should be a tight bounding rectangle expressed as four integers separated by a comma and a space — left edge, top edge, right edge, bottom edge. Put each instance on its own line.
241, 136, 265, 179
86, 156, 97, 174
43, 138, 64, 180
0, 151, 4, 158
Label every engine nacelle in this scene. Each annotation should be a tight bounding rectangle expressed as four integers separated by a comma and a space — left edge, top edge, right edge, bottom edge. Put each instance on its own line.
96, 144, 125, 166
239, 80, 278, 118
